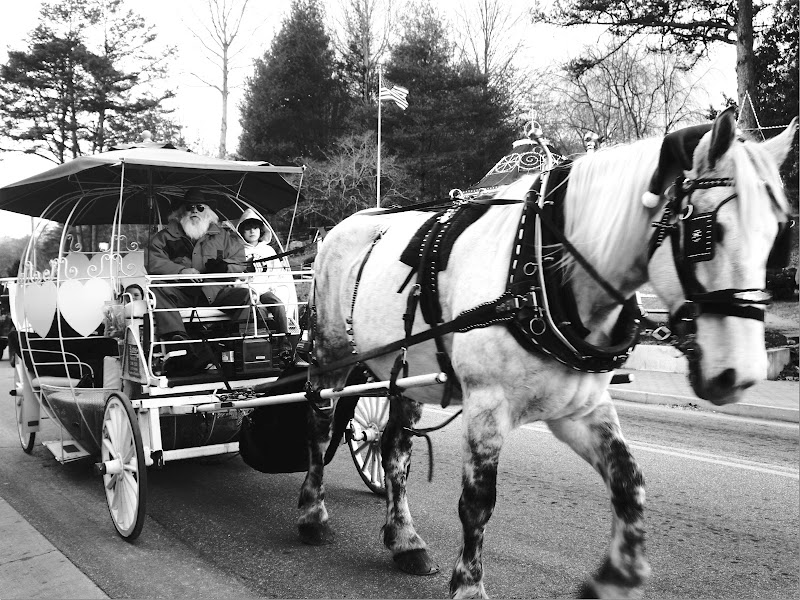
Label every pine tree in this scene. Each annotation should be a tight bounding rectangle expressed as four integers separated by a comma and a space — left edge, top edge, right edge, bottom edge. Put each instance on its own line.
754, 0, 798, 194
0, 0, 177, 161
382, 2, 516, 200
238, 0, 348, 162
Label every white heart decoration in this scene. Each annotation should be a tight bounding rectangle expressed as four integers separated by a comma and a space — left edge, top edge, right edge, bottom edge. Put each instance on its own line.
59, 252, 91, 280
10, 281, 23, 330
57, 278, 114, 337
57, 251, 113, 281
87, 252, 111, 279
21, 281, 58, 338
118, 251, 145, 278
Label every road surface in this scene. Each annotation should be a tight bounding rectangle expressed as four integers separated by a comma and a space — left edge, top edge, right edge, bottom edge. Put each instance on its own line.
0, 360, 796, 598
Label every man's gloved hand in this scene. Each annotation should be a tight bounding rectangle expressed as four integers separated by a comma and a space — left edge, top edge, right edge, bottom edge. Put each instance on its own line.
204, 257, 228, 273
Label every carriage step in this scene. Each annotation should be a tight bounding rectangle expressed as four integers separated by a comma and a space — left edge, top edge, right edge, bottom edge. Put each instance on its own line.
43, 439, 90, 463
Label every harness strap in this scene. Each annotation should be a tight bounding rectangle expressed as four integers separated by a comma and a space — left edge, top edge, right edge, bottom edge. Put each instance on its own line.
346, 232, 384, 354
528, 198, 632, 310
250, 241, 315, 264
388, 351, 409, 397
254, 300, 519, 402
310, 292, 516, 377
526, 196, 660, 332
361, 199, 454, 215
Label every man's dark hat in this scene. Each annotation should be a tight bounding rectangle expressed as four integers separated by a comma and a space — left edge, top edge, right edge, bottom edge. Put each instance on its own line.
181, 188, 218, 210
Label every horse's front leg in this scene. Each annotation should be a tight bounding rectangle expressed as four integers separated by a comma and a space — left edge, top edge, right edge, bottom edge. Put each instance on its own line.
297, 396, 337, 545
381, 395, 439, 575
547, 396, 651, 599
450, 398, 509, 599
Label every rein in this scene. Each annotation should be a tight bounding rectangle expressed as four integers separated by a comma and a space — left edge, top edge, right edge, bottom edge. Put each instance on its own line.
403, 408, 463, 482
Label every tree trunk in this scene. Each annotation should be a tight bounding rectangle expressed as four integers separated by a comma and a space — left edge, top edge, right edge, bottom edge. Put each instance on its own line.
736, 0, 757, 135
219, 45, 229, 158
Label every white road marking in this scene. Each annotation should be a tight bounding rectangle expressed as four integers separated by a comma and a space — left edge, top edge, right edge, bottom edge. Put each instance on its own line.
423, 406, 799, 480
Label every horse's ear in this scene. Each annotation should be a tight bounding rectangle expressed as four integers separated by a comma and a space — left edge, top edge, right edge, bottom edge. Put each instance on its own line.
641, 123, 713, 208
761, 116, 798, 168
708, 106, 737, 169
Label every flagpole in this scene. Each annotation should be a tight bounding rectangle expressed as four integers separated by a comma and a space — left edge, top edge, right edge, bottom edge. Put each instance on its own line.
377, 64, 382, 208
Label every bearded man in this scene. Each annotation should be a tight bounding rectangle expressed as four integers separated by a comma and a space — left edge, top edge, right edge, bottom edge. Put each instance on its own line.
147, 188, 251, 372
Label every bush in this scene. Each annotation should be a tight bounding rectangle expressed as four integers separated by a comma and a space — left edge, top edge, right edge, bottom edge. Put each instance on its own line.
766, 267, 799, 300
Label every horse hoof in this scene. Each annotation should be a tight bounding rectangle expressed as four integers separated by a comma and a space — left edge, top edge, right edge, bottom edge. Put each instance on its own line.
393, 548, 440, 576
298, 522, 335, 546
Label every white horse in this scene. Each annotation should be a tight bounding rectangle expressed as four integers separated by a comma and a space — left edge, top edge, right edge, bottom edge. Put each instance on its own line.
299, 109, 797, 598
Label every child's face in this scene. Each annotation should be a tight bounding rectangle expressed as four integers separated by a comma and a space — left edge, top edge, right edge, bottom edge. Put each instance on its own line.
242, 224, 261, 244
126, 287, 143, 302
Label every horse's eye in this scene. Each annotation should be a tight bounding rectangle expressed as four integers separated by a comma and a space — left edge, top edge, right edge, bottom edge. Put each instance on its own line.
715, 223, 724, 243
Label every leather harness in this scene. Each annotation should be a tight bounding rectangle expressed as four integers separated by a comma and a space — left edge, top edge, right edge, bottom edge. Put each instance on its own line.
345, 163, 643, 407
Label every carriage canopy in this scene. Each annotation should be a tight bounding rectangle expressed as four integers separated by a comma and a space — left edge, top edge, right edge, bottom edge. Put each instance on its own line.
0, 141, 305, 224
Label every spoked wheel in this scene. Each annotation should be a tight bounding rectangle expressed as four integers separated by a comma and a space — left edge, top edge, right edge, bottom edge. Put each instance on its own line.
99, 393, 147, 541
347, 396, 389, 496
12, 359, 35, 454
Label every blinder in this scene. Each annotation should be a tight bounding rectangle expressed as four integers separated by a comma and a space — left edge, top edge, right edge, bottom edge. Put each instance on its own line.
675, 176, 736, 264
767, 219, 795, 269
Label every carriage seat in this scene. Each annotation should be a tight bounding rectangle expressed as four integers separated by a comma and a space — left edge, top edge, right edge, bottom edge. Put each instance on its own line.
11, 332, 120, 389
177, 304, 282, 329
178, 307, 230, 321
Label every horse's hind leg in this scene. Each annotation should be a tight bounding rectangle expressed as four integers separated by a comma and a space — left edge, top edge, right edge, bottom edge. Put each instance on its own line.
547, 397, 651, 599
381, 395, 439, 575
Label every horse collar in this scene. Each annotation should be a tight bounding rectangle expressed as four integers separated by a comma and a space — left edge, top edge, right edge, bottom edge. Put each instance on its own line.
504, 163, 641, 373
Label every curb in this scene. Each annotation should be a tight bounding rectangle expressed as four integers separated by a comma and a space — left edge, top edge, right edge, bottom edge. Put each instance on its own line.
609, 387, 800, 423
626, 345, 794, 380
0, 497, 107, 599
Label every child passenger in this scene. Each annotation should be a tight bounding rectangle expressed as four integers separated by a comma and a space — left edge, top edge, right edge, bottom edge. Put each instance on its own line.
123, 284, 144, 303
235, 209, 288, 335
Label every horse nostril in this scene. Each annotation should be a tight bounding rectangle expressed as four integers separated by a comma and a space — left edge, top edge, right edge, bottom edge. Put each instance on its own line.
715, 368, 737, 389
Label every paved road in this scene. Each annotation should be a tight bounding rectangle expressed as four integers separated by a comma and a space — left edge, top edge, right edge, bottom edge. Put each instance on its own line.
0, 360, 797, 598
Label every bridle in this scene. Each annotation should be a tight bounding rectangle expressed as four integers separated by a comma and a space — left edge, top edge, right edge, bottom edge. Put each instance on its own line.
648, 173, 791, 349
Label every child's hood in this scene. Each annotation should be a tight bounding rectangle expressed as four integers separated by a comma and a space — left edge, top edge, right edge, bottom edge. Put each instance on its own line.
235, 208, 272, 244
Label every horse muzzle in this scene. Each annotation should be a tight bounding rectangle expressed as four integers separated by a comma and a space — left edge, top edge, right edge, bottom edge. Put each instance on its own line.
672, 292, 770, 405
688, 360, 757, 405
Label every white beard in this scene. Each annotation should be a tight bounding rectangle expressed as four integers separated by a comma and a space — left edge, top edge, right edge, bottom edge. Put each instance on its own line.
181, 212, 217, 240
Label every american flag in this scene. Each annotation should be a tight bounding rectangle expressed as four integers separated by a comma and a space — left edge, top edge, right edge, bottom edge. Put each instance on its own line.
379, 84, 409, 110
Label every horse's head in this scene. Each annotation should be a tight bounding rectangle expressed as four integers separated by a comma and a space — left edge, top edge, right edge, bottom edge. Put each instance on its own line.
647, 108, 798, 404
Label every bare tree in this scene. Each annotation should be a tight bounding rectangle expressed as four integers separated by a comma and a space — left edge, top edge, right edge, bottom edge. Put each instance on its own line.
531, 43, 706, 152
335, 0, 395, 104
186, 0, 259, 157
535, 0, 762, 132
453, 0, 525, 84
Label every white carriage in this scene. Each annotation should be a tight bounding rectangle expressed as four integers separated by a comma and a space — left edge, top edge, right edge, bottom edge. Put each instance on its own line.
0, 140, 444, 540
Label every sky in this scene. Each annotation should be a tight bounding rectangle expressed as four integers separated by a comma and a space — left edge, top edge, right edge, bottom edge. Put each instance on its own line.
0, 0, 737, 238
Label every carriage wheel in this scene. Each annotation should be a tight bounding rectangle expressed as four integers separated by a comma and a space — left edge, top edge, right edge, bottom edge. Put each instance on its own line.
347, 396, 389, 496
99, 393, 147, 541
12, 359, 35, 454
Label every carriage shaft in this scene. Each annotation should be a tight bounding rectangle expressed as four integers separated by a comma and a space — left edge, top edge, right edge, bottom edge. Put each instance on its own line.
192, 372, 447, 413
